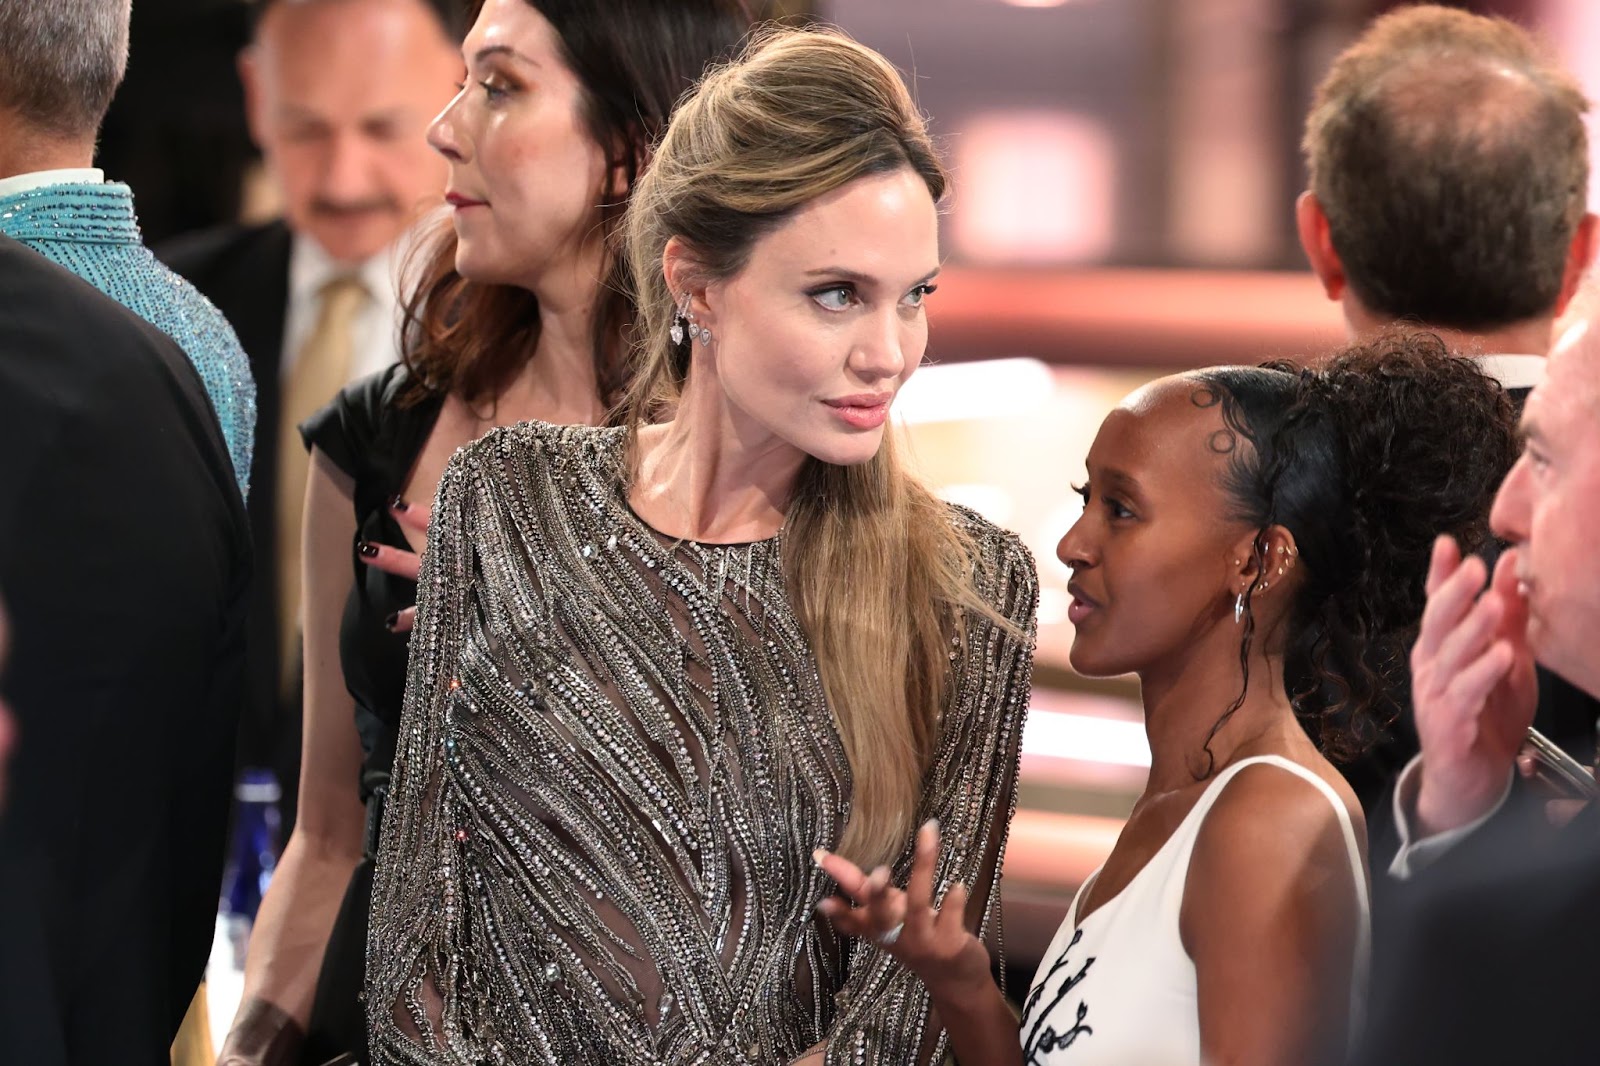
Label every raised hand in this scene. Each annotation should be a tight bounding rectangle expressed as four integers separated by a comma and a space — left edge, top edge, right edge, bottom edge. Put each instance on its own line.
1411, 536, 1537, 835
815, 823, 1024, 1066
813, 821, 988, 994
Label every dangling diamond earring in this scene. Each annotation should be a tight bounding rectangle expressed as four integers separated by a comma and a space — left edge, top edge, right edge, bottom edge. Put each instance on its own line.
685, 307, 713, 346
670, 293, 691, 346
1234, 593, 1245, 625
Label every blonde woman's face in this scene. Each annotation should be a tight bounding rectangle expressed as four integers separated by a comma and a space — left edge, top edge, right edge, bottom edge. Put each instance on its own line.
697, 167, 940, 467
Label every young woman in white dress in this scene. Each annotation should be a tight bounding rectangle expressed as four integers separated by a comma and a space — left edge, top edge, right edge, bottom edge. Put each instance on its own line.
815, 332, 1522, 1065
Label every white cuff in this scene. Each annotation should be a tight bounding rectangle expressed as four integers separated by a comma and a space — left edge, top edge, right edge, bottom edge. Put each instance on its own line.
1387, 754, 1514, 881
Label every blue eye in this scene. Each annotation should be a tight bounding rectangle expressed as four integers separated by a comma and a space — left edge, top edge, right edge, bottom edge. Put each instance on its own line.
811, 285, 853, 311
904, 283, 937, 308
479, 78, 511, 102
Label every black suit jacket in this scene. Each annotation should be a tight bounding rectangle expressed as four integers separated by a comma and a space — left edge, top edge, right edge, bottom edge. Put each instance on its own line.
1353, 802, 1600, 1065
157, 221, 297, 813
1354, 380, 1600, 1062
0, 237, 252, 1065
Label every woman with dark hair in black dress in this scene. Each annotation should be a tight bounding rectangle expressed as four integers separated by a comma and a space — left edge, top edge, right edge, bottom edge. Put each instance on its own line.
216, 4, 752, 1063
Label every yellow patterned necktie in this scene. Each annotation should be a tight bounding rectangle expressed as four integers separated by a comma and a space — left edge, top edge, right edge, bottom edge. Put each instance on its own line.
277, 275, 367, 692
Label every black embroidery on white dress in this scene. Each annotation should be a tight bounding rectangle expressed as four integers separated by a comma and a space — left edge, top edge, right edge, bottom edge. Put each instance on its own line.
1021, 928, 1095, 1062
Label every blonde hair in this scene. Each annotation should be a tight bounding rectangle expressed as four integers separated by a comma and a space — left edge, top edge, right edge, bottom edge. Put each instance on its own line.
621, 27, 993, 866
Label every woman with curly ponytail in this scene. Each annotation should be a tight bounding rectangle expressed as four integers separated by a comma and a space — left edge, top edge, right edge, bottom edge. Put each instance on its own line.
815, 330, 1519, 1066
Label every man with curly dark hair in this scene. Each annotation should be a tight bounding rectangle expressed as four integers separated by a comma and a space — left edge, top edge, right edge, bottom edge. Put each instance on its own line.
1297, 3, 1600, 882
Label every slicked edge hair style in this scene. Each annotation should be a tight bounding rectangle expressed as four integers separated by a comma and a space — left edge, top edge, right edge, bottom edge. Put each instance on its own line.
1193, 331, 1519, 769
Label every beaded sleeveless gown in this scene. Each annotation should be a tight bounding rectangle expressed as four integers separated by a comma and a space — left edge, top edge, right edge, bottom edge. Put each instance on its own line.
366, 421, 1039, 1065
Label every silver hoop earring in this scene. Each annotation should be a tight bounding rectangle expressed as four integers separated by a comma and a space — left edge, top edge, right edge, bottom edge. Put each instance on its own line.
1234, 593, 1245, 625
670, 294, 692, 346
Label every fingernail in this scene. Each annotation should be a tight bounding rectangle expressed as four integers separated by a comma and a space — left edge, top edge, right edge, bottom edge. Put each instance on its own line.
358, 541, 379, 558
385, 612, 399, 632
389, 495, 409, 512
923, 818, 939, 833
812, 848, 827, 865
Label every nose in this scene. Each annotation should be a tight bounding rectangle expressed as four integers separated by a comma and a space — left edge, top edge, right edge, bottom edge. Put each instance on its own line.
1056, 510, 1095, 570
428, 90, 469, 163
1489, 451, 1531, 544
317, 130, 382, 206
848, 307, 912, 384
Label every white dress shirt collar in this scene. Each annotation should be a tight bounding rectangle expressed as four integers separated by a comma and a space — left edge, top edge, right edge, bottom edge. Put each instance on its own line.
281, 233, 406, 385
0, 168, 106, 198
1471, 353, 1545, 392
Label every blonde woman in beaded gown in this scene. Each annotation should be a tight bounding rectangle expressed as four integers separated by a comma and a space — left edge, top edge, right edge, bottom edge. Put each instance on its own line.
365, 28, 1039, 1066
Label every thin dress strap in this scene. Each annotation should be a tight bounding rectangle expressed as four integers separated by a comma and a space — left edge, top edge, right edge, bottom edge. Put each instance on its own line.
1205, 754, 1371, 1033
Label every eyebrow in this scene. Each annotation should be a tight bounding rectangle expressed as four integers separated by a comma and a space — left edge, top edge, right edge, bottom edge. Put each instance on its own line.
1091, 465, 1143, 495
472, 44, 541, 68
802, 266, 942, 287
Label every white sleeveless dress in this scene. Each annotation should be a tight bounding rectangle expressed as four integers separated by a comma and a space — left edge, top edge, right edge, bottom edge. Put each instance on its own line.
1019, 755, 1370, 1065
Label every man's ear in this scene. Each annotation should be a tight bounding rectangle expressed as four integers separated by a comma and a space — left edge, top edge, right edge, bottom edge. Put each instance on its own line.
1554, 212, 1600, 319
1296, 191, 1346, 302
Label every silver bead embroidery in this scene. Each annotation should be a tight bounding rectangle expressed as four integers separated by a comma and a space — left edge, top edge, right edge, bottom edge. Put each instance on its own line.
365, 422, 1039, 1065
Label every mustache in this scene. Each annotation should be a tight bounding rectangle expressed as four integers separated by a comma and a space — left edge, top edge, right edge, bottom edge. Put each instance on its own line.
309, 197, 401, 218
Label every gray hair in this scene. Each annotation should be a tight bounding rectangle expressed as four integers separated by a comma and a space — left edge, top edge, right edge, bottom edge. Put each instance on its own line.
0, 0, 132, 138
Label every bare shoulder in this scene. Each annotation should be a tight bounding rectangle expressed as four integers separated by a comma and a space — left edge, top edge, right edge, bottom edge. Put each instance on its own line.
1194, 757, 1366, 874
1183, 757, 1365, 937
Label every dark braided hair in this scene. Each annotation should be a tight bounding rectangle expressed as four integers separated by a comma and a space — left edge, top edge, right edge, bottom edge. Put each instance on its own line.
1191, 330, 1519, 768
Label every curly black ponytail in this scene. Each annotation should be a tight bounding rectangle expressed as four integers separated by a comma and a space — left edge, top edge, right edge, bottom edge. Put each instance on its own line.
1193, 330, 1519, 764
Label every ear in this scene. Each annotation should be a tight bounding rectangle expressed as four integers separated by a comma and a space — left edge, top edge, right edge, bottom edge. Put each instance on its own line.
1554, 212, 1599, 318
1226, 525, 1300, 597
605, 132, 649, 202
662, 236, 710, 318
238, 46, 266, 151
1296, 191, 1346, 302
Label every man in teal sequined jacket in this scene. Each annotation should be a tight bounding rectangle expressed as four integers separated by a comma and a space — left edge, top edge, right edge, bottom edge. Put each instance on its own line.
0, 0, 256, 497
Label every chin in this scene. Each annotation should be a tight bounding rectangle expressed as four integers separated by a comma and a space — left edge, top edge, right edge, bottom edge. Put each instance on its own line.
803, 430, 888, 468
1067, 637, 1126, 679
310, 222, 400, 268
452, 245, 514, 287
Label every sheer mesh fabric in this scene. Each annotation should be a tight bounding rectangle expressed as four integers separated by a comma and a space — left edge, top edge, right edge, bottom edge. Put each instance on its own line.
367, 422, 1037, 1064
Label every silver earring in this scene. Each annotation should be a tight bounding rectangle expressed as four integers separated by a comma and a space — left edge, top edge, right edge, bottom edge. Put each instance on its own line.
1234, 593, 1245, 625
685, 308, 712, 346
670, 294, 691, 346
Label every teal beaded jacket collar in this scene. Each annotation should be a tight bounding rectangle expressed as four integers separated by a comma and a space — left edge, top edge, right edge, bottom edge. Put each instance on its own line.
0, 180, 257, 496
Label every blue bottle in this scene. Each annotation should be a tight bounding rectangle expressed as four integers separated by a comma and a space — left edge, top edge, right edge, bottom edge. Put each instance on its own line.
220, 767, 282, 967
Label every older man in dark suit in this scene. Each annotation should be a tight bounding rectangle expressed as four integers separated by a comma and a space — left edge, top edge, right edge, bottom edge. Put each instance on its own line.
0, 236, 252, 1066
159, 0, 461, 831
1351, 308, 1600, 1065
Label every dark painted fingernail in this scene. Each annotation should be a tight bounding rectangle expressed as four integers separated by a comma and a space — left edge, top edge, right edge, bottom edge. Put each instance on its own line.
384, 611, 400, 631
389, 495, 409, 512
358, 541, 379, 558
